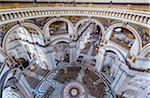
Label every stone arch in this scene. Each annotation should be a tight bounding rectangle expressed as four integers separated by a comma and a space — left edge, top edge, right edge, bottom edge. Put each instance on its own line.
101, 45, 126, 64
104, 23, 142, 54
0, 68, 20, 94
43, 17, 75, 38
75, 18, 105, 35
138, 43, 150, 57
0, 47, 7, 57
0, 67, 26, 98
2, 23, 43, 52
134, 43, 150, 70
98, 45, 127, 83
3, 68, 21, 86
4, 77, 17, 89
48, 37, 71, 65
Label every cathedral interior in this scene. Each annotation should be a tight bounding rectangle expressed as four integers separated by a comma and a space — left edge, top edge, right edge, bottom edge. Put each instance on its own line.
0, 0, 150, 98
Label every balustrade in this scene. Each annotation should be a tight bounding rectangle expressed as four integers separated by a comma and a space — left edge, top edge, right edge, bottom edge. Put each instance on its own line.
0, 7, 149, 28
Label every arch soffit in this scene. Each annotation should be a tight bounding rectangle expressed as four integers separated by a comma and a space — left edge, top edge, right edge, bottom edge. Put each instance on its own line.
43, 18, 75, 36
75, 18, 105, 35
2, 23, 43, 52
104, 23, 142, 52
21, 22, 43, 37
49, 37, 71, 46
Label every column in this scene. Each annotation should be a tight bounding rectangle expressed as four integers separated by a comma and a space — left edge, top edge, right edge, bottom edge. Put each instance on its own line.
104, 28, 114, 40
76, 38, 84, 58
111, 64, 129, 93
44, 26, 51, 44
15, 82, 33, 98
69, 42, 77, 63
68, 23, 74, 35
18, 74, 34, 98
95, 47, 105, 72
111, 66, 123, 90
136, 88, 146, 98
46, 46, 56, 69
112, 71, 126, 93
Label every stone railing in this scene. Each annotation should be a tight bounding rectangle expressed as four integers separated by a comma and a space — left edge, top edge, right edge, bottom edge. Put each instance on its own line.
0, 7, 150, 28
